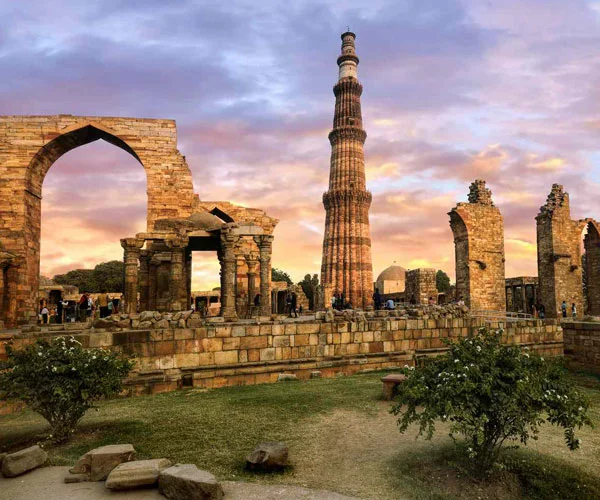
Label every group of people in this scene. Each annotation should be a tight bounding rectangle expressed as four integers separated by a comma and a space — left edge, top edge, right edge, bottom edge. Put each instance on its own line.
560, 300, 577, 319
38, 292, 121, 325
331, 292, 352, 310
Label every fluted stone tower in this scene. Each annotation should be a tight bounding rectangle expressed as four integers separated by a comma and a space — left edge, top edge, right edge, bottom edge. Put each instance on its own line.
321, 31, 373, 309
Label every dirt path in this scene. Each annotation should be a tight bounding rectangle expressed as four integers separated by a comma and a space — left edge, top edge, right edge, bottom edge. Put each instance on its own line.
0, 466, 360, 500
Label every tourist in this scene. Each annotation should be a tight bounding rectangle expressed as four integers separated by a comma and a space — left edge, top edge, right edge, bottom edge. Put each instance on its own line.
108, 299, 114, 316
386, 298, 395, 310
428, 296, 435, 305
254, 294, 261, 307
331, 294, 337, 309
531, 303, 537, 318
373, 288, 382, 310
56, 296, 64, 324
40, 305, 49, 324
561, 300, 567, 318
572, 303, 577, 319
97, 291, 110, 318
290, 293, 298, 318
87, 295, 94, 318
539, 303, 545, 319
78, 293, 89, 322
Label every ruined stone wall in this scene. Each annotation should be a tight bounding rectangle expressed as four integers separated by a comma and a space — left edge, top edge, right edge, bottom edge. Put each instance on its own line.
536, 185, 585, 318
563, 321, 600, 374
449, 180, 506, 311
0, 311, 562, 412
404, 268, 437, 305
0, 115, 196, 327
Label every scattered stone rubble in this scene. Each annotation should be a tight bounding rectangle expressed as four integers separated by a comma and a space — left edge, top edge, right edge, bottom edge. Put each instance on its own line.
67, 443, 135, 481
0, 445, 47, 478
159, 464, 224, 500
105, 458, 172, 490
246, 442, 289, 471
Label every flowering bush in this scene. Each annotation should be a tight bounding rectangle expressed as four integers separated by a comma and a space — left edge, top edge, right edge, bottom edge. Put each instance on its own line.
0, 336, 133, 442
392, 328, 592, 474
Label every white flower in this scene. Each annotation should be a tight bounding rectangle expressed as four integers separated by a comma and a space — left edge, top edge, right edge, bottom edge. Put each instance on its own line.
476, 346, 481, 352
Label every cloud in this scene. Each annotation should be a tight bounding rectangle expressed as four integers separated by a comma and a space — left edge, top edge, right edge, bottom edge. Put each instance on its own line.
3, 0, 598, 288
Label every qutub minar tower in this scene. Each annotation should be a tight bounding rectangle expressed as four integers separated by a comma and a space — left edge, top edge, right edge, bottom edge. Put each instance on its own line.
321, 31, 374, 309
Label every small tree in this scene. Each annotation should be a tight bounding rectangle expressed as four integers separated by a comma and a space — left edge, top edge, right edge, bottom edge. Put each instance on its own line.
0, 336, 133, 443
392, 328, 591, 474
436, 270, 451, 293
299, 273, 319, 310
272, 267, 293, 285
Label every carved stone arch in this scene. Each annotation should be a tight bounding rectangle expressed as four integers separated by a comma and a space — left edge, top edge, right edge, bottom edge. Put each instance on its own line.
449, 210, 470, 307
26, 122, 143, 197
582, 219, 600, 315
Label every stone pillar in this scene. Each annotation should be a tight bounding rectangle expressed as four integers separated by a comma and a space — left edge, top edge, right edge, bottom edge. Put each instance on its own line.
255, 235, 274, 316
121, 238, 143, 315
167, 238, 189, 312
148, 259, 158, 311
219, 232, 239, 320
139, 250, 150, 312
521, 286, 527, 313
246, 253, 259, 316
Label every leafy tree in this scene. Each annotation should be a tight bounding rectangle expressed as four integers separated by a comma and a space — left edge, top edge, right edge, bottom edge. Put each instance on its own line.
392, 328, 591, 475
436, 270, 451, 293
299, 273, 319, 310
53, 269, 97, 292
53, 260, 124, 293
92, 260, 124, 293
272, 267, 293, 286
0, 336, 133, 443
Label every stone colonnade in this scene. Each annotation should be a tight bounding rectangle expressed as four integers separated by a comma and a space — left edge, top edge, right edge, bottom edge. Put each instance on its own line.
121, 231, 274, 319
505, 278, 538, 314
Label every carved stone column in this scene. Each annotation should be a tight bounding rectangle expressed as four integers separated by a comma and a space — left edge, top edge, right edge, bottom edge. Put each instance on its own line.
220, 232, 240, 319
166, 238, 189, 311
139, 250, 150, 312
120, 238, 143, 315
246, 252, 259, 316
255, 235, 274, 316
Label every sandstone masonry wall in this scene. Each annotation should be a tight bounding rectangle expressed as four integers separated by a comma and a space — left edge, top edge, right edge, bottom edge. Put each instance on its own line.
0, 115, 195, 328
563, 321, 600, 373
405, 268, 437, 305
449, 180, 506, 311
0, 308, 563, 413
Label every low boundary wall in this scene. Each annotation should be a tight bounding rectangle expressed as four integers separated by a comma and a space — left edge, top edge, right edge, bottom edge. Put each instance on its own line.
563, 321, 600, 373
0, 311, 563, 414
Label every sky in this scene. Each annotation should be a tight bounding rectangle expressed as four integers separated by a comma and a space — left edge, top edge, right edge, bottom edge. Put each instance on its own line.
3, 0, 600, 289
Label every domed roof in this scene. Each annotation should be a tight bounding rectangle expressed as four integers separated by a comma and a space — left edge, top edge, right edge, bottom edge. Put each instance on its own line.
376, 265, 406, 282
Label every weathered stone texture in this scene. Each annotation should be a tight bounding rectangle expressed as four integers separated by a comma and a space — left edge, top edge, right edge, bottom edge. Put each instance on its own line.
563, 321, 600, 373
535, 185, 600, 318
1, 445, 47, 477
449, 180, 506, 312
0, 116, 195, 327
321, 32, 373, 310
405, 268, 437, 305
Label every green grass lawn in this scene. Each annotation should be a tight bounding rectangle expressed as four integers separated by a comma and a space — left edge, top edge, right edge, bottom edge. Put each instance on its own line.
1, 370, 599, 500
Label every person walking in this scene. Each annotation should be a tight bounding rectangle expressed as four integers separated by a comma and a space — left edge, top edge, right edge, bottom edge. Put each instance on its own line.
78, 293, 89, 322
40, 305, 49, 324
561, 300, 567, 318
373, 288, 382, 310
290, 293, 298, 318
56, 296, 64, 324
572, 302, 577, 319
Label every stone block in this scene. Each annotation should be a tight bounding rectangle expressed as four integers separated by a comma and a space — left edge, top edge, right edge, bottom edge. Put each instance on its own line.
240, 336, 268, 349
69, 444, 136, 481
1, 445, 47, 477
214, 350, 238, 365
246, 442, 288, 470
159, 464, 224, 500
105, 458, 172, 490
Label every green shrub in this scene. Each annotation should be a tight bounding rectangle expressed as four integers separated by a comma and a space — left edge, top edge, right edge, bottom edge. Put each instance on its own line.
0, 336, 133, 442
392, 328, 592, 474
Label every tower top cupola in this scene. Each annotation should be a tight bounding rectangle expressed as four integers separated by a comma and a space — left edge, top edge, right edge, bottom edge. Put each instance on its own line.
337, 31, 359, 81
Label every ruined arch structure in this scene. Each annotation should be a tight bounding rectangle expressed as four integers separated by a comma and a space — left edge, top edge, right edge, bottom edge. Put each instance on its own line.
536, 184, 600, 318
0, 115, 196, 326
449, 180, 506, 312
